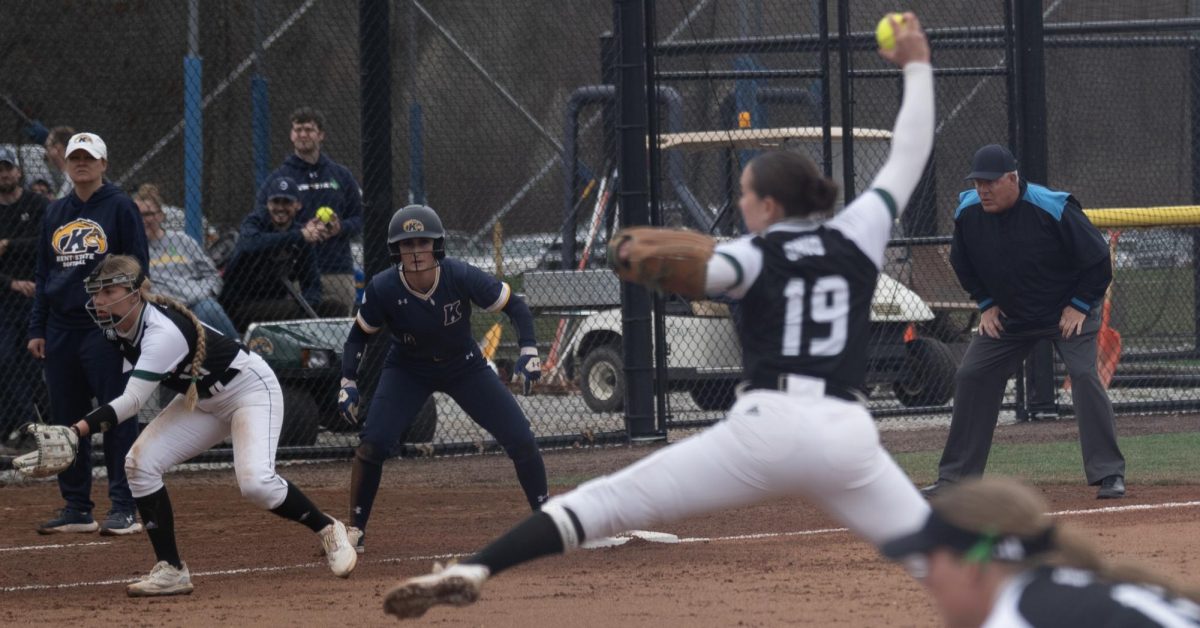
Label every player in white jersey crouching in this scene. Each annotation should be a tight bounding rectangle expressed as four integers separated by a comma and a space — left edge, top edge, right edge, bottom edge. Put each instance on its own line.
68, 254, 357, 597
383, 12, 934, 621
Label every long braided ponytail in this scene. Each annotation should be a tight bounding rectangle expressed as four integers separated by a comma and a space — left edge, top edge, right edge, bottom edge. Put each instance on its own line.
140, 288, 208, 410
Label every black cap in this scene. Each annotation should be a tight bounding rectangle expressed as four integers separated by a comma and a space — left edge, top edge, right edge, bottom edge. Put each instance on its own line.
265, 175, 300, 202
964, 144, 1018, 181
881, 509, 1055, 562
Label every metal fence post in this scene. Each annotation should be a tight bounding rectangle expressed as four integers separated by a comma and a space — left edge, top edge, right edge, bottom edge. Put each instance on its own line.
360, 0, 392, 276
251, 2, 270, 191
615, 0, 660, 441
183, 0, 203, 244
836, 0, 856, 204
1012, 0, 1056, 417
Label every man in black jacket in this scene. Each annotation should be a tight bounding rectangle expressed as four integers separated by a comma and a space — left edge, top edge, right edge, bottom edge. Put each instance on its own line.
0, 148, 46, 449
221, 176, 339, 332
922, 145, 1125, 500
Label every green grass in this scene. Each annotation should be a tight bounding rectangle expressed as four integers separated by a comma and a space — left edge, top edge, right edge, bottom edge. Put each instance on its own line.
542, 432, 1200, 490
896, 431, 1200, 486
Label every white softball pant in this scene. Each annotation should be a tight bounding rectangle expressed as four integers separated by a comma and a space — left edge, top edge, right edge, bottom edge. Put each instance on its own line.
124, 351, 290, 510
551, 387, 930, 548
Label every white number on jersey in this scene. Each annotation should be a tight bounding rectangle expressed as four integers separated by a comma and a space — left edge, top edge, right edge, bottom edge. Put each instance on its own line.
782, 275, 850, 357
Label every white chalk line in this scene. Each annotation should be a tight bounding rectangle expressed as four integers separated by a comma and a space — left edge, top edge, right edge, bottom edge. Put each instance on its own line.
0, 541, 112, 553
4, 499, 1198, 594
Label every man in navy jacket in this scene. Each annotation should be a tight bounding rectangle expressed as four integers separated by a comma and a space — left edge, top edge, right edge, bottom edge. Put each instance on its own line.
222, 176, 338, 332
256, 108, 363, 314
922, 144, 1126, 500
28, 132, 150, 534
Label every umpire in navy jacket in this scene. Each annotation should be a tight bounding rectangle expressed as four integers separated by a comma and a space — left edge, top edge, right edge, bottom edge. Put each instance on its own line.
922, 145, 1126, 500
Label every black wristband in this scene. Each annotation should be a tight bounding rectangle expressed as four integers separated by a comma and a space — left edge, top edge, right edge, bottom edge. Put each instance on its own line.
83, 404, 118, 434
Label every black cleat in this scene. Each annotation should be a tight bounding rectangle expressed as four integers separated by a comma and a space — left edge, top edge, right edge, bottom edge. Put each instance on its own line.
1096, 475, 1125, 499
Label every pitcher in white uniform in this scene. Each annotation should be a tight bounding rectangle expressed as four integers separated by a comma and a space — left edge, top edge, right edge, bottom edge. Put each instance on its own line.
68, 254, 357, 597
383, 12, 934, 620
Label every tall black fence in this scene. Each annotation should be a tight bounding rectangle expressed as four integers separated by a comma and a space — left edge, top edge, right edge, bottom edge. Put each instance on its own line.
0, 1, 1198, 464
638, 0, 1200, 431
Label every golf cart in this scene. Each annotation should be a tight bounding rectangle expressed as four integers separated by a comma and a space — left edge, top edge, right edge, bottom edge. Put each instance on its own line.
538, 126, 958, 413
533, 271, 957, 413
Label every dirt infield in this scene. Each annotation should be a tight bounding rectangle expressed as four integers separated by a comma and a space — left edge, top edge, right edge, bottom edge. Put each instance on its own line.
2, 415, 1198, 627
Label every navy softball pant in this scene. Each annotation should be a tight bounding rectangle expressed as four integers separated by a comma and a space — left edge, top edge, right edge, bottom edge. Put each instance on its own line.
44, 326, 138, 513
360, 350, 534, 454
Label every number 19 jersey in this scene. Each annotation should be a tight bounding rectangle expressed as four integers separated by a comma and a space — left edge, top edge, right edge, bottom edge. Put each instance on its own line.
715, 188, 896, 393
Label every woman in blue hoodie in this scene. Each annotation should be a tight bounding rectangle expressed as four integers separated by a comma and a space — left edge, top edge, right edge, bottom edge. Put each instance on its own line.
27, 132, 149, 536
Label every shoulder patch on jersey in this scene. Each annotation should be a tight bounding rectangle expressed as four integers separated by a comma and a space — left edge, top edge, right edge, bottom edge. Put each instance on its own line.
1023, 183, 1070, 221
955, 189, 981, 220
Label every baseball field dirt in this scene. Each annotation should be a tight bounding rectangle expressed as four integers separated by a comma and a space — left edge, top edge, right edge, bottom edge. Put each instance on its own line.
2, 414, 1197, 627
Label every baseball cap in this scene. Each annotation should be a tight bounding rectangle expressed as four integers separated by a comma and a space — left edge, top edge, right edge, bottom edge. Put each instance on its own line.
0, 147, 17, 166
65, 132, 108, 160
964, 144, 1017, 181
266, 175, 300, 202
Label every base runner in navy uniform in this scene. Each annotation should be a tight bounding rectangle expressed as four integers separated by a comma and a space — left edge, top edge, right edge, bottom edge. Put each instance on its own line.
883, 476, 1200, 628
382, 15, 934, 619
338, 204, 548, 554
66, 255, 357, 596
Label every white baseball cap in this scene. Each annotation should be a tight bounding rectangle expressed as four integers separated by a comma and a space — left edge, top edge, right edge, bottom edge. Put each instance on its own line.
65, 132, 108, 160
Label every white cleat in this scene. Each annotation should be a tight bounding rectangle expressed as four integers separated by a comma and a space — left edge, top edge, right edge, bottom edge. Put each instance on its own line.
318, 519, 358, 578
383, 562, 490, 619
127, 561, 194, 597
346, 526, 365, 555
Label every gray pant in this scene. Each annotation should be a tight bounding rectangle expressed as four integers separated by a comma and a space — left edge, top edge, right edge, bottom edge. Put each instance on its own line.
936, 311, 1125, 485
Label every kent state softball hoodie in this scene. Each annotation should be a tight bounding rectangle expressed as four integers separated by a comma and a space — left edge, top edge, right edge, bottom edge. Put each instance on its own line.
29, 182, 149, 336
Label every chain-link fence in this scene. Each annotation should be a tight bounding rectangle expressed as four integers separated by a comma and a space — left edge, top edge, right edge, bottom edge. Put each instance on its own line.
2, 1, 1200, 464
643, 0, 1200, 430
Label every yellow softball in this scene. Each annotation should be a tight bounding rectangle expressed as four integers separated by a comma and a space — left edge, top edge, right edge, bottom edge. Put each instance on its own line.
316, 206, 335, 223
876, 12, 906, 52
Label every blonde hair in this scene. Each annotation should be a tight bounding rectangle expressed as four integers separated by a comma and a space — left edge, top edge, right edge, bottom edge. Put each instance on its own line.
93, 255, 208, 410
133, 183, 164, 211
935, 477, 1200, 602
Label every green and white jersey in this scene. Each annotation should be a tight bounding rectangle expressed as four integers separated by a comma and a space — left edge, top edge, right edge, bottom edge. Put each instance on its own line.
110, 302, 244, 398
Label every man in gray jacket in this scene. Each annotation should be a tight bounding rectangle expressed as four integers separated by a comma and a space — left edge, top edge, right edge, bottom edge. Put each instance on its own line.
135, 185, 239, 339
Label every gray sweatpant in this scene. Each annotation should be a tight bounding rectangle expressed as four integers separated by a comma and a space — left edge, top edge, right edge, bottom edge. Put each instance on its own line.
936, 311, 1125, 485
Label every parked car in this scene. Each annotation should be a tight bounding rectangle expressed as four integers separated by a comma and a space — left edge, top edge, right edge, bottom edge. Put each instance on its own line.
446, 230, 609, 276
559, 274, 959, 413
1112, 229, 1193, 269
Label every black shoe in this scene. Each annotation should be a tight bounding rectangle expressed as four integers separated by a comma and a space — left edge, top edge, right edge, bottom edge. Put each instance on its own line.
1097, 475, 1125, 499
920, 480, 953, 499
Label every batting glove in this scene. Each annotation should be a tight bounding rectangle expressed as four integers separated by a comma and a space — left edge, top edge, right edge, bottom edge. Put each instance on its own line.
515, 347, 541, 396
338, 379, 360, 426
516, 347, 542, 383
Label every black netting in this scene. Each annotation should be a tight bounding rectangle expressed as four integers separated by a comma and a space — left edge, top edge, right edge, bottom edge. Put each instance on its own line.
645, 0, 1200, 430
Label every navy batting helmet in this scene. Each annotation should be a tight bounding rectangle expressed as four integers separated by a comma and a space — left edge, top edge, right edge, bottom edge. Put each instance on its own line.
387, 204, 446, 268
